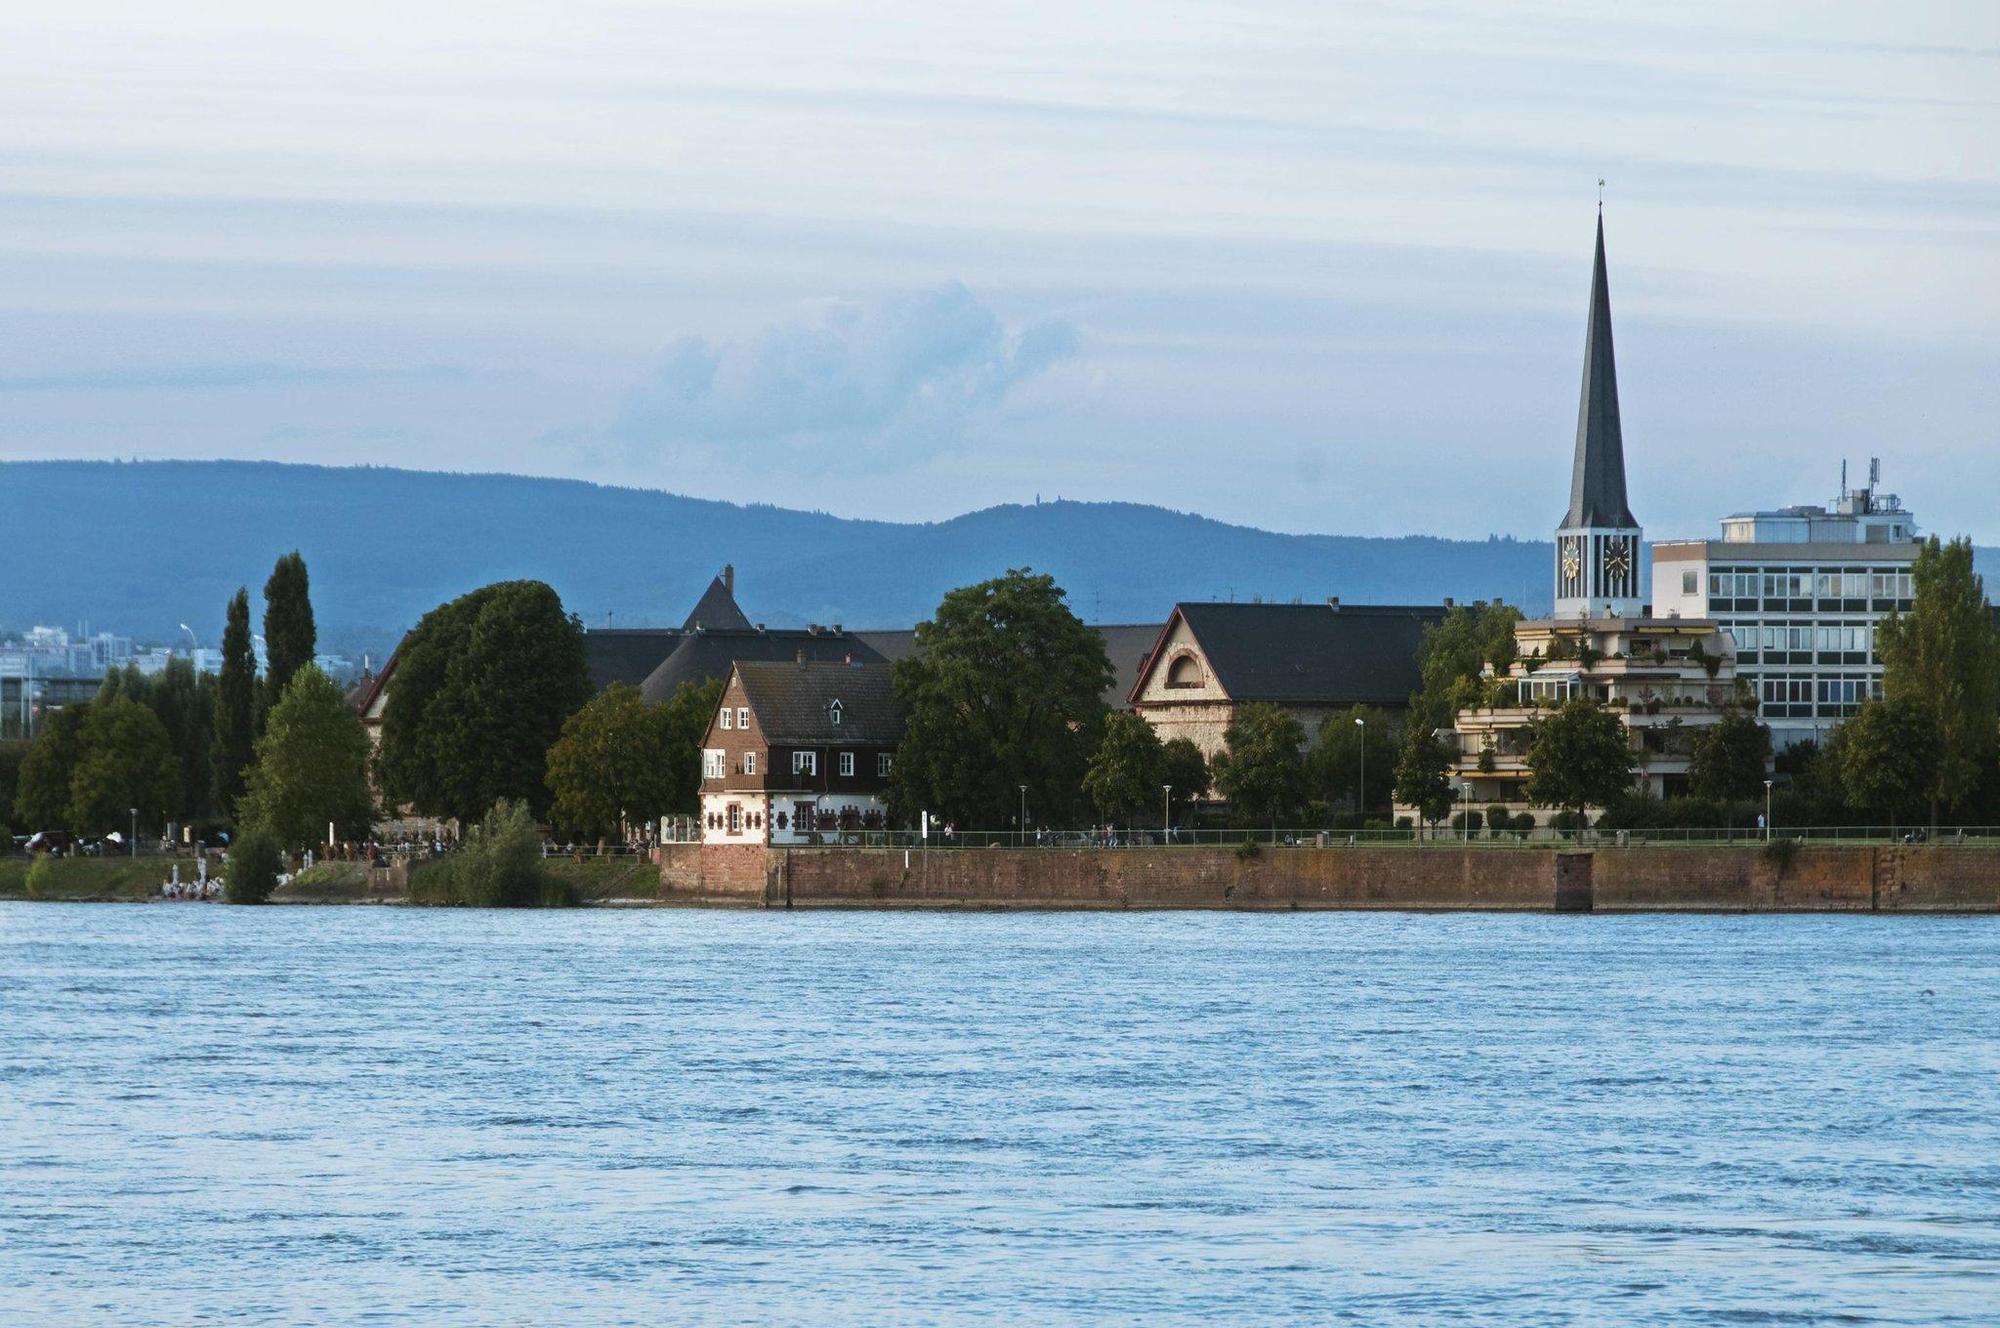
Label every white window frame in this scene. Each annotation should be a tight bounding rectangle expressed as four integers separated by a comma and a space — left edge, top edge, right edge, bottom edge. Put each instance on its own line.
793, 750, 817, 776
830, 700, 843, 726
736, 707, 750, 730
877, 753, 893, 777
702, 749, 724, 779
727, 803, 741, 833
718, 709, 732, 731
743, 752, 756, 775
838, 751, 854, 777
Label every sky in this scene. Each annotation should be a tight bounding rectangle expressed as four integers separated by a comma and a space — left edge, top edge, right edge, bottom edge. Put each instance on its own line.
2, 1, 1996, 542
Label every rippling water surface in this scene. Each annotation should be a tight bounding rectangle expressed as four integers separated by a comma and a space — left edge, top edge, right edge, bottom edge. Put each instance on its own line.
4, 903, 1999, 1326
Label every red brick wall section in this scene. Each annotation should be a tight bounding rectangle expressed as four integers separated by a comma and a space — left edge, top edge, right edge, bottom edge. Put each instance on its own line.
775, 846, 1560, 910
1877, 846, 2000, 911
654, 842, 2000, 911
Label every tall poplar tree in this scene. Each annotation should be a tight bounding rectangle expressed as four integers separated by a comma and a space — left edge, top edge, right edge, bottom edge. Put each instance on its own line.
211, 588, 257, 820
1876, 535, 1999, 825
261, 550, 316, 724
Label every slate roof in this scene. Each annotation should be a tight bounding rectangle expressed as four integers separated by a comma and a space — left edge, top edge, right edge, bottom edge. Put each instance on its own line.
1142, 602, 1447, 707
585, 629, 691, 690
735, 660, 904, 745
682, 575, 754, 631
1561, 212, 1638, 532
850, 623, 1162, 712
640, 631, 887, 704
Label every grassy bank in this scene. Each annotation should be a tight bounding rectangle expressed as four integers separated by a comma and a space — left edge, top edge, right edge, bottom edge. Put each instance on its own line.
542, 857, 662, 903
0, 855, 207, 902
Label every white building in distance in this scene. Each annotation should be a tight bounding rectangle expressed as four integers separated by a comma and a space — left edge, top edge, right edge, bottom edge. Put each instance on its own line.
1651, 461, 1918, 753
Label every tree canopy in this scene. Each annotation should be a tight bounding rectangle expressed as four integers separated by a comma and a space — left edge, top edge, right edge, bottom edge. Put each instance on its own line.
211, 587, 257, 820
1212, 702, 1308, 827
68, 695, 180, 836
12, 706, 89, 833
1083, 711, 1168, 826
1393, 726, 1455, 832
1524, 697, 1633, 823
1687, 709, 1772, 804
377, 580, 592, 825
1835, 697, 1941, 826
1307, 705, 1398, 815
545, 683, 684, 839
239, 665, 376, 851
658, 678, 725, 816
1411, 601, 1522, 730
1876, 535, 1998, 822
1161, 737, 1211, 816
261, 550, 317, 721
887, 568, 1111, 829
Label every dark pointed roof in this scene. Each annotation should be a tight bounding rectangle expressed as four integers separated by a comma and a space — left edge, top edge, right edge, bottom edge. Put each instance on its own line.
734, 660, 904, 745
1132, 602, 1447, 706
682, 575, 753, 632
639, 630, 888, 704
1560, 213, 1637, 532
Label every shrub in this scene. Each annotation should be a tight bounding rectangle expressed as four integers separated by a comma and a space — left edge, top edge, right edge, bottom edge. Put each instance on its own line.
225, 829, 284, 904
1451, 809, 1484, 833
1550, 809, 1591, 836
1234, 838, 1263, 861
25, 854, 53, 900
409, 799, 573, 907
1763, 836, 1801, 873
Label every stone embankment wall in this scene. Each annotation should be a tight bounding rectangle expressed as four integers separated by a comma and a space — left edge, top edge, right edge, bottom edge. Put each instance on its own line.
653, 843, 2000, 912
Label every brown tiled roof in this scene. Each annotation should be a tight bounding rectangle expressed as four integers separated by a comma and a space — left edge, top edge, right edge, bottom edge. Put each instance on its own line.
736, 660, 903, 745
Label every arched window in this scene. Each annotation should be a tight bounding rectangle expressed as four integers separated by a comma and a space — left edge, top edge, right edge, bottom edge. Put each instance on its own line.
1166, 654, 1203, 689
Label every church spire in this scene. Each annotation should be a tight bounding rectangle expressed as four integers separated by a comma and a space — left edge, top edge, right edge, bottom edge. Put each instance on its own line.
1552, 211, 1643, 620
1560, 211, 1636, 532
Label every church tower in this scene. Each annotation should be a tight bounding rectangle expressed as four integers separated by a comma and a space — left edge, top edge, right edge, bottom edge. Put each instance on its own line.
1553, 212, 1644, 620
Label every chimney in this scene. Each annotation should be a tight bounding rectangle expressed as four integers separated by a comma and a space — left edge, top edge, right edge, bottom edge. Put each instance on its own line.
1326, 596, 1340, 612
723, 564, 734, 594
832, 622, 842, 634
1443, 597, 1455, 608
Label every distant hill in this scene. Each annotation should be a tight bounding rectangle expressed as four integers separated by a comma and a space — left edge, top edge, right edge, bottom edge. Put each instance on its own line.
0, 459, 1708, 650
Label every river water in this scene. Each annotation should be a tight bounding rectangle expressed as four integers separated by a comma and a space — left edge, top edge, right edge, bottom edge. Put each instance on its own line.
3, 904, 1997, 1326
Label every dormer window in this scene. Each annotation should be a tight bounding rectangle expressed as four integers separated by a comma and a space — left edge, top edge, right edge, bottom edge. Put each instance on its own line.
829, 700, 843, 725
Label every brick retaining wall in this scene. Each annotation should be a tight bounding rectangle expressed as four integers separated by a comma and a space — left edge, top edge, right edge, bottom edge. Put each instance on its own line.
652, 842, 2000, 912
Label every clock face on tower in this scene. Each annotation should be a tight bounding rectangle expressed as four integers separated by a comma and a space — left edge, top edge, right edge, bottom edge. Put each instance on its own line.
1561, 543, 1581, 580
1605, 543, 1631, 579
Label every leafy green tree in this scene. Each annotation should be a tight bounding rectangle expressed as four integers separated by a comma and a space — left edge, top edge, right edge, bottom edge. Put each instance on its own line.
1411, 601, 1523, 730
408, 800, 569, 907
545, 684, 682, 840
1877, 535, 1999, 823
1161, 737, 1210, 817
658, 677, 726, 814
1687, 709, 1772, 803
0, 740, 27, 818
1212, 702, 1308, 827
212, 588, 257, 820
377, 580, 592, 825
1083, 712, 1168, 827
1524, 697, 1633, 826
224, 827, 284, 904
1835, 697, 1941, 827
888, 569, 1112, 828
1307, 705, 1398, 814
13, 708, 88, 833
238, 665, 375, 851
261, 550, 317, 725
95, 663, 151, 708
69, 695, 179, 837
148, 658, 215, 823
1393, 726, 1455, 835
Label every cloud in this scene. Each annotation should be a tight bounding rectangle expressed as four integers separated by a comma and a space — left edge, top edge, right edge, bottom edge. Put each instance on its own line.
0, 363, 469, 392
606, 284, 1079, 466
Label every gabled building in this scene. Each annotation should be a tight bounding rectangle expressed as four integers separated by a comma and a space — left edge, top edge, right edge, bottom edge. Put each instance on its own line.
1128, 599, 1447, 758
699, 659, 905, 845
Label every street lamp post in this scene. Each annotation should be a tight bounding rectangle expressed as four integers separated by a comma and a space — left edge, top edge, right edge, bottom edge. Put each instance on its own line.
1354, 717, 1366, 835
1163, 784, 1173, 843
129, 807, 137, 859
1019, 785, 1028, 848
1764, 778, 1775, 841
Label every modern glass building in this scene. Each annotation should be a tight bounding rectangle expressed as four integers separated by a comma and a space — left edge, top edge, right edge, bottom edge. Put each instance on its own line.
1651, 463, 1918, 752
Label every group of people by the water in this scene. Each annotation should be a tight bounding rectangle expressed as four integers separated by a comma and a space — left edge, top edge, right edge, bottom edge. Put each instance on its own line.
159, 878, 222, 901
